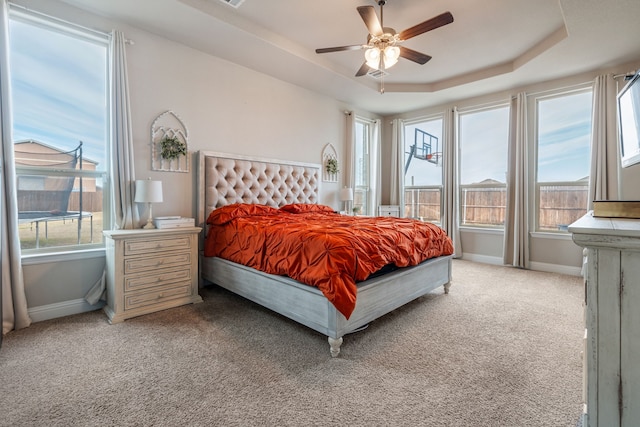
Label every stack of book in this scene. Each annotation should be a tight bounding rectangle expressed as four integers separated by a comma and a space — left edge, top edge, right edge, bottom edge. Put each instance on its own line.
593, 201, 640, 218
153, 216, 195, 229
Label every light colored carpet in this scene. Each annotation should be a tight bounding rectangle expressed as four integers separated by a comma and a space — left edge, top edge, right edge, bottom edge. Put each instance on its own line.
0, 260, 584, 427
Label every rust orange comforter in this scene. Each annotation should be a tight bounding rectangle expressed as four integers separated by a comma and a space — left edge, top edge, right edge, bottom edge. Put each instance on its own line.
204, 203, 454, 319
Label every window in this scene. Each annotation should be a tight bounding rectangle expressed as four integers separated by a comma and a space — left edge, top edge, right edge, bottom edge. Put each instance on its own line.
9, 10, 109, 252
458, 105, 509, 227
353, 118, 379, 216
403, 117, 443, 223
534, 89, 592, 231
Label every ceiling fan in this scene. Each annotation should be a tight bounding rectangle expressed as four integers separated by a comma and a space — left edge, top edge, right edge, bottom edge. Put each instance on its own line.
315, 1, 453, 79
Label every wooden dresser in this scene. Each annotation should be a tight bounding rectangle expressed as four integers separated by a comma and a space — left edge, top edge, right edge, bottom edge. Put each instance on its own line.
569, 213, 640, 427
103, 227, 203, 323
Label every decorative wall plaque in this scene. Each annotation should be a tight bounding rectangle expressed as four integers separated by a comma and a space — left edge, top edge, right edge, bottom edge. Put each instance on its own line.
151, 110, 189, 172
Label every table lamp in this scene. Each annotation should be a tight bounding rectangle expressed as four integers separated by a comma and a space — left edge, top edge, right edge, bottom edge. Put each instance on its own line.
339, 187, 353, 214
134, 178, 163, 229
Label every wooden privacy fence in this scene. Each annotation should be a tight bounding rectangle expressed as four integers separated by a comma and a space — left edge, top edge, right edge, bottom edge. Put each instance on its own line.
404, 187, 441, 221
405, 184, 588, 230
538, 184, 588, 230
461, 186, 507, 226
18, 189, 103, 213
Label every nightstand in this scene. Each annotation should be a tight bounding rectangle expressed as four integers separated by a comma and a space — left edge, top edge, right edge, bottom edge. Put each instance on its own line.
103, 227, 203, 323
378, 205, 400, 217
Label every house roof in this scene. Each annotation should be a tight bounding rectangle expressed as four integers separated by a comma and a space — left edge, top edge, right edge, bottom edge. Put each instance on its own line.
14, 139, 99, 166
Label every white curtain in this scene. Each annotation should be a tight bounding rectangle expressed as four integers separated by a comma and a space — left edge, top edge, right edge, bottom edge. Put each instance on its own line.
110, 30, 139, 230
442, 107, 462, 257
389, 119, 404, 211
85, 30, 137, 305
588, 74, 614, 208
344, 112, 355, 191
1, 0, 31, 335
503, 92, 530, 269
370, 119, 382, 215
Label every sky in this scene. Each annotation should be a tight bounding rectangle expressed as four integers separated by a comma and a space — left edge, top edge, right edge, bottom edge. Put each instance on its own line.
9, 17, 107, 170
404, 91, 592, 186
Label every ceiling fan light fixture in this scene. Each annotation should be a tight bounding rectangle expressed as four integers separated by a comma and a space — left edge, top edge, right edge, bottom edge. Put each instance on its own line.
315, 3, 454, 91
383, 45, 400, 68
365, 47, 381, 69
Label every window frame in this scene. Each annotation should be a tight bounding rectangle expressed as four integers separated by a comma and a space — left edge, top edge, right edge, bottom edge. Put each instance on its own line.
352, 116, 380, 216
9, 7, 111, 255
402, 114, 444, 224
353, 119, 371, 215
530, 85, 593, 234
457, 103, 510, 229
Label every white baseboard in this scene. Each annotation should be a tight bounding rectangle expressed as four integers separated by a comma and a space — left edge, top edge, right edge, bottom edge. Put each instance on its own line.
529, 261, 582, 277
460, 253, 503, 265
461, 253, 582, 276
28, 298, 104, 323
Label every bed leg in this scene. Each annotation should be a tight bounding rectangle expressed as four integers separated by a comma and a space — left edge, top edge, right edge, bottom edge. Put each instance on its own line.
328, 336, 343, 358
444, 282, 452, 294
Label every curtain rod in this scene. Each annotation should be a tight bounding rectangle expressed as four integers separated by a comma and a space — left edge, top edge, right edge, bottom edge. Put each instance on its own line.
613, 70, 637, 80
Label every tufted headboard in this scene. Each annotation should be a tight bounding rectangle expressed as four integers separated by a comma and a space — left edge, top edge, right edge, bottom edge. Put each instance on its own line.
197, 151, 321, 227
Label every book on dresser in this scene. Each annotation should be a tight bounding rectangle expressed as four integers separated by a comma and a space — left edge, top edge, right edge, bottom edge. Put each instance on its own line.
153, 216, 195, 229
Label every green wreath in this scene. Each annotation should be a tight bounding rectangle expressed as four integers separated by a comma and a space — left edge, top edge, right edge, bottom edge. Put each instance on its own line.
325, 158, 339, 175
159, 135, 187, 160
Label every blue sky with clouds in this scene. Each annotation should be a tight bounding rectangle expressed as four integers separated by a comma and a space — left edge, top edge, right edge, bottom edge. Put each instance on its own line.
9, 18, 107, 170
537, 91, 592, 182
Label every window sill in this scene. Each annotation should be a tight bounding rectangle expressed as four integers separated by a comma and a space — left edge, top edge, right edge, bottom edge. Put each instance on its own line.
459, 226, 503, 235
21, 247, 105, 266
530, 231, 573, 241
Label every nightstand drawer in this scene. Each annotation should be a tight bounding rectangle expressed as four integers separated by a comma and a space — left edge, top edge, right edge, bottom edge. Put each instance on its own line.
124, 267, 192, 292
124, 284, 192, 310
124, 252, 191, 274
378, 205, 400, 217
124, 236, 191, 255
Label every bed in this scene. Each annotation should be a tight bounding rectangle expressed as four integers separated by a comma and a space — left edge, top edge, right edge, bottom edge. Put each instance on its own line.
197, 150, 453, 357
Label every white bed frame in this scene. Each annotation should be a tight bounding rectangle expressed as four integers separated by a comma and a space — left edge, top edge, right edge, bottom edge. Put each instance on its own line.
197, 151, 452, 357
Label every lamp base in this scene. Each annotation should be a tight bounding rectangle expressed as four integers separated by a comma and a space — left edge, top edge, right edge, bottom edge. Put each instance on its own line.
142, 219, 156, 229
142, 203, 156, 229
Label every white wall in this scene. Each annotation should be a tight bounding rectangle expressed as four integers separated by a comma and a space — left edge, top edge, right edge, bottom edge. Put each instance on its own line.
126, 29, 352, 220
16, 0, 373, 319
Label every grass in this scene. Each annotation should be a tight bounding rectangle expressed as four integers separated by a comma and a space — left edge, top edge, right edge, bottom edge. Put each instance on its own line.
18, 212, 104, 250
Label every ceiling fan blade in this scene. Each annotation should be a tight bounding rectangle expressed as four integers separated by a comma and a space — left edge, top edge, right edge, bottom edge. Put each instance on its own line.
357, 6, 383, 36
315, 45, 363, 54
355, 62, 370, 77
398, 11, 454, 41
399, 46, 432, 65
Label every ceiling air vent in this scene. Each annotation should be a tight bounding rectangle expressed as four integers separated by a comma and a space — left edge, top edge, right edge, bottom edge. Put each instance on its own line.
367, 69, 389, 79
219, 0, 245, 8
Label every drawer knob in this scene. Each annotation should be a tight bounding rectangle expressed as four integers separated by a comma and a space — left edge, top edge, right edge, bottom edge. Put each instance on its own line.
158, 293, 164, 299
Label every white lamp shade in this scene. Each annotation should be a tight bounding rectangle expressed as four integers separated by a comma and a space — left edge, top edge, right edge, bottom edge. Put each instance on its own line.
383, 46, 400, 68
134, 179, 163, 203
339, 187, 354, 202
364, 48, 381, 70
